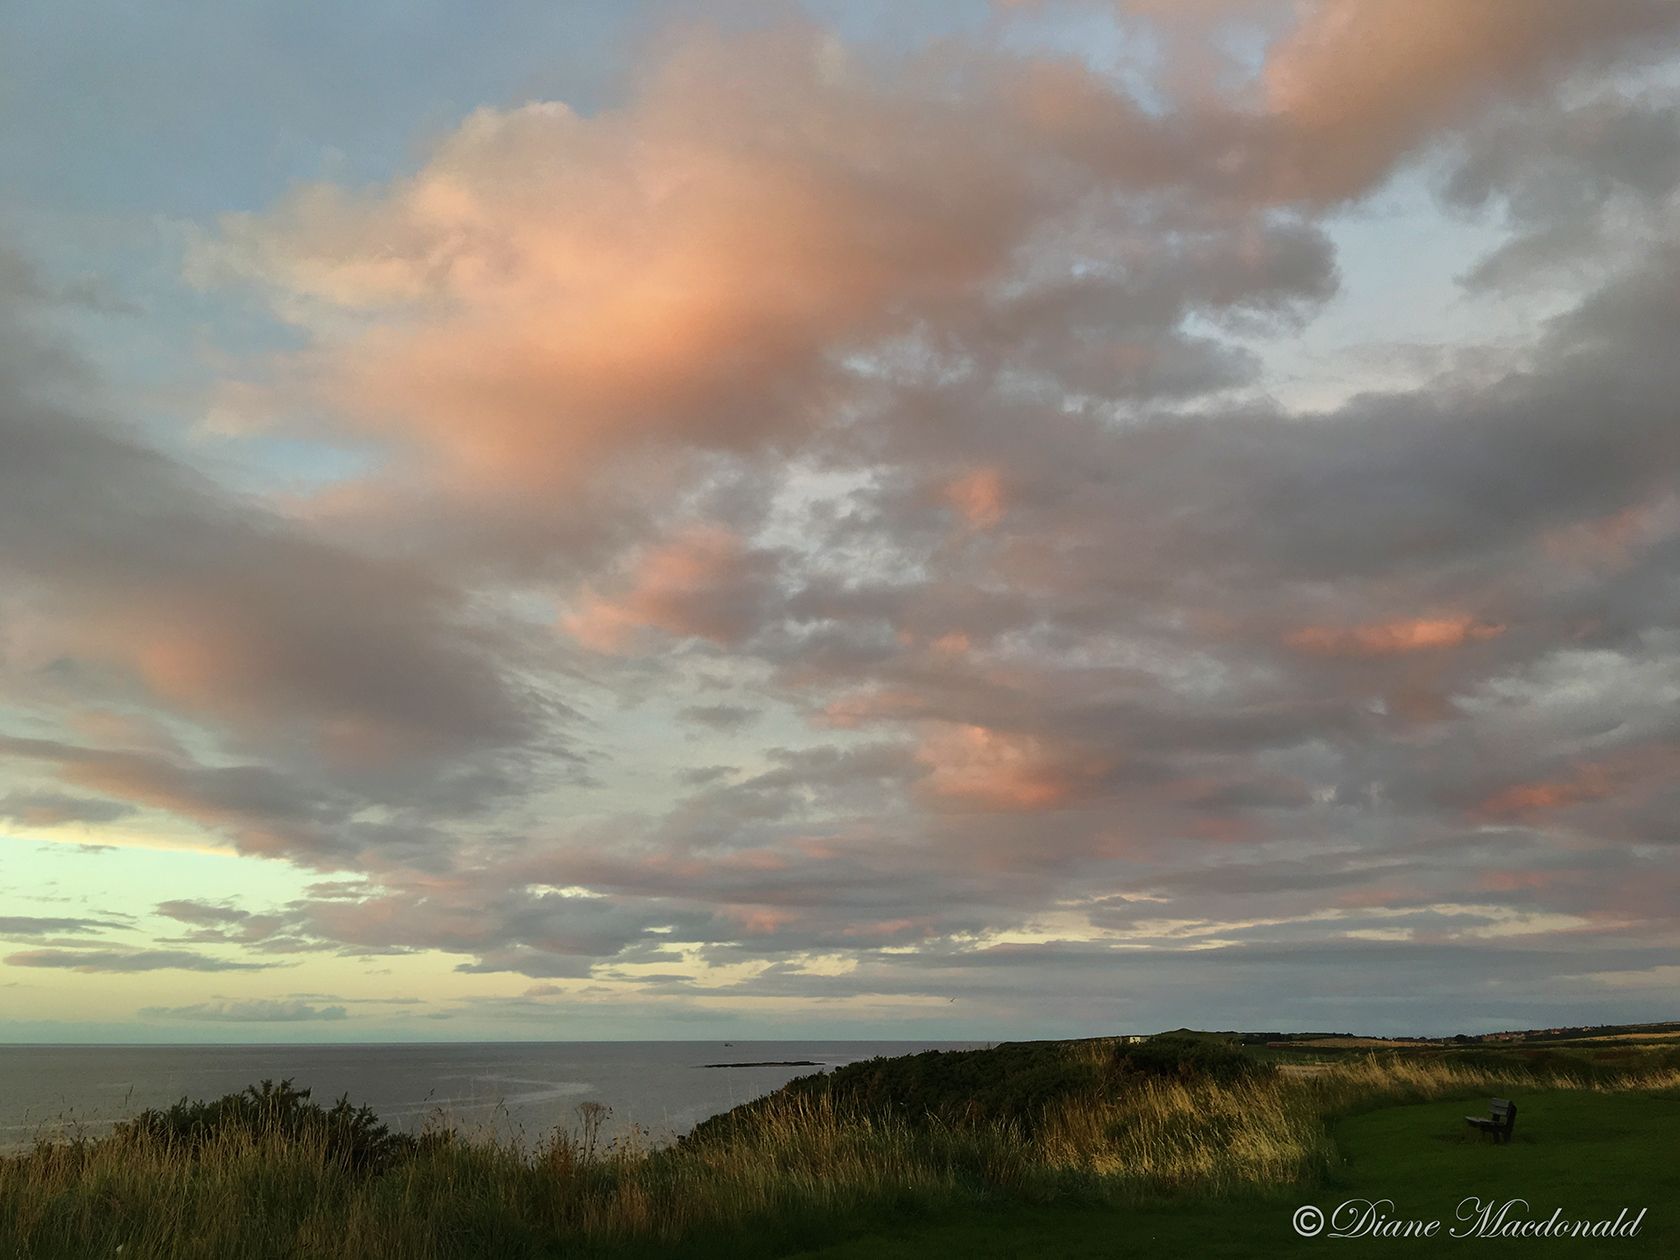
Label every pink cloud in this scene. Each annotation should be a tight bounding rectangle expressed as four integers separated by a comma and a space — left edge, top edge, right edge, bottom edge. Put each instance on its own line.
1286, 614, 1504, 657
198, 28, 1084, 505
563, 526, 773, 652
914, 722, 1104, 812
1471, 747, 1680, 820
1262, 0, 1680, 200
943, 467, 1008, 530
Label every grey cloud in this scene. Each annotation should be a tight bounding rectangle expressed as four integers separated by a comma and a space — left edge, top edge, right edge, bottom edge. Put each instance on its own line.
0, 915, 129, 936
139, 999, 348, 1022
5, 948, 274, 972
679, 704, 761, 732
675, 764, 738, 787
0, 734, 355, 861
0, 791, 136, 827
0, 396, 538, 759
156, 899, 251, 926
1445, 96, 1680, 291
934, 219, 1338, 402
0, 246, 138, 316
0, 270, 566, 866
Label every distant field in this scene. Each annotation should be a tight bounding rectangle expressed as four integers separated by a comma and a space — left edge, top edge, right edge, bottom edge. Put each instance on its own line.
1544, 1031, 1680, 1045
1276, 1037, 1435, 1049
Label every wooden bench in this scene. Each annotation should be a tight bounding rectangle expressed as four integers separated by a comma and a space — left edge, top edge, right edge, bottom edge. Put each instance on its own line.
1465, 1097, 1517, 1143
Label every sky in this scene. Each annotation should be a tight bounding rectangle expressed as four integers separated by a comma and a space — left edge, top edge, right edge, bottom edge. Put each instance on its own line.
3, 0, 1680, 1043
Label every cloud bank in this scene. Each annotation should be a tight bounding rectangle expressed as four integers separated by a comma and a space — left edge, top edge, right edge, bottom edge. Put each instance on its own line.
4, 2, 1680, 1033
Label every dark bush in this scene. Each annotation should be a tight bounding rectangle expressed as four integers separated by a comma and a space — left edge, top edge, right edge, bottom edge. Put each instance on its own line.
684, 1035, 1274, 1147
798, 1043, 1102, 1129
1115, 1035, 1269, 1084
113, 1078, 424, 1174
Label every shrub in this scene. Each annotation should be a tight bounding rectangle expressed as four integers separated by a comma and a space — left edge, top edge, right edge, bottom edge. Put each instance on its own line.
112, 1078, 424, 1174
685, 1035, 1274, 1147
1115, 1035, 1270, 1085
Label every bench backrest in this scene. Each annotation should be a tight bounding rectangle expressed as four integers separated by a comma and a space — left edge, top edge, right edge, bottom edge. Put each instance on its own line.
1489, 1099, 1516, 1127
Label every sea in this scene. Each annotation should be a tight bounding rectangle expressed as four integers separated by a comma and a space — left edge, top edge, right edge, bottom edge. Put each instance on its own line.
0, 1041, 987, 1152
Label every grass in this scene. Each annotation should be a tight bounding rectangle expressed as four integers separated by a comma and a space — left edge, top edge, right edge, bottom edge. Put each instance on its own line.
3, 1038, 1676, 1258
795, 1088, 1680, 1257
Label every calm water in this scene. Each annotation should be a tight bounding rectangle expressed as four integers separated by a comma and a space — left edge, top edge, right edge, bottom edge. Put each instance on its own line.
0, 1041, 986, 1151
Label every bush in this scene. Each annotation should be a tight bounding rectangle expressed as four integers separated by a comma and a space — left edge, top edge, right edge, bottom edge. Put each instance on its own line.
112, 1078, 424, 1174
1116, 1035, 1270, 1084
685, 1035, 1275, 1146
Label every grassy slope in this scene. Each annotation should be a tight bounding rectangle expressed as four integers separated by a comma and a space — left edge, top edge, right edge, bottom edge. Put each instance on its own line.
792, 1088, 1680, 1258
6, 1042, 1677, 1258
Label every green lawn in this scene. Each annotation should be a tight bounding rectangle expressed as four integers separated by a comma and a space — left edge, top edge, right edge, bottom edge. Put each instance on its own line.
790, 1089, 1680, 1258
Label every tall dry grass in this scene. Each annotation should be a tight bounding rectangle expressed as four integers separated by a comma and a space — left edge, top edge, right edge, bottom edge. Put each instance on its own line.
1034, 1047, 1680, 1197
4, 1051, 1677, 1259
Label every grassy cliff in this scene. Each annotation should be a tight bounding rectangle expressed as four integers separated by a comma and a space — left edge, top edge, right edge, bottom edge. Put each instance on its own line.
3, 1036, 1676, 1258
